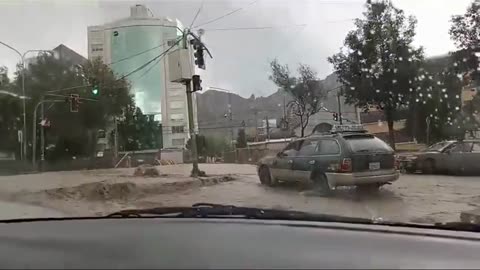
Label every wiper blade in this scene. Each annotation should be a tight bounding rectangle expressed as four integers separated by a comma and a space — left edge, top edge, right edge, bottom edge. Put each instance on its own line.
107, 203, 480, 233
431, 222, 480, 232
107, 203, 375, 224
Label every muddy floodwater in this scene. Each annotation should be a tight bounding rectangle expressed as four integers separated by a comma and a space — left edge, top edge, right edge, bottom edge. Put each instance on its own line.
0, 164, 478, 224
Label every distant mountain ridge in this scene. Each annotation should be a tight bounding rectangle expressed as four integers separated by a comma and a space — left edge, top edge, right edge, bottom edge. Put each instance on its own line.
196, 73, 351, 137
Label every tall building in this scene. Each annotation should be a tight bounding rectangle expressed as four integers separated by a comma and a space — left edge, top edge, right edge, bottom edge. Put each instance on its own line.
87, 4, 197, 148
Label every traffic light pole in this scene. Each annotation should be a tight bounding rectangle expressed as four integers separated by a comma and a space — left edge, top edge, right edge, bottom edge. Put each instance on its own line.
186, 79, 200, 177
32, 99, 64, 168
183, 30, 201, 177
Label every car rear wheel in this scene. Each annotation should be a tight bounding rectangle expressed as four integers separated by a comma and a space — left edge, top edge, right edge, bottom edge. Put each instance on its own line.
422, 159, 435, 174
259, 166, 276, 186
311, 173, 332, 196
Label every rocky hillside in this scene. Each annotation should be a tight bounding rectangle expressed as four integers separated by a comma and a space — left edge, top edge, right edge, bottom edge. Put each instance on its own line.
196, 73, 350, 138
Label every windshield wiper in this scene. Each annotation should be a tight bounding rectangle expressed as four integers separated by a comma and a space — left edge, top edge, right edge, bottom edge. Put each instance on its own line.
107, 203, 375, 224
106, 203, 480, 233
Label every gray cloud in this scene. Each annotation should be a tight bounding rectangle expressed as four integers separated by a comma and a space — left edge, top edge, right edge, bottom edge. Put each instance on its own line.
0, 0, 473, 97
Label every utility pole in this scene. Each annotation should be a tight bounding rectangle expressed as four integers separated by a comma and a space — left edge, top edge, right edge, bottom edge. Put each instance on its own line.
114, 117, 118, 160
426, 116, 431, 146
253, 107, 258, 141
183, 31, 200, 177
337, 90, 343, 125
186, 79, 199, 176
412, 98, 417, 143
265, 115, 270, 140
40, 99, 45, 168
228, 92, 234, 148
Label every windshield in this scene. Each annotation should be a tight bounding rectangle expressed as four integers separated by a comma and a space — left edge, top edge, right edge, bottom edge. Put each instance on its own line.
0, 0, 479, 233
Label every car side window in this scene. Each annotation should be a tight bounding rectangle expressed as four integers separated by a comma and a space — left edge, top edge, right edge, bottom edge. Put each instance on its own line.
473, 143, 480, 152
449, 142, 472, 153
444, 143, 458, 152
463, 142, 473, 153
463, 143, 473, 152
297, 139, 319, 156
282, 141, 302, 157
317, 140, 340, 155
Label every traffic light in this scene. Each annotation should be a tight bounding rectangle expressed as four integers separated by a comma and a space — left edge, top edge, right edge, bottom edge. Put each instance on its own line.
70, 94, 80, 112
92, 85, 99, 96
190, 39, 205, 70
91, 79, 99, 96
333, 112, 338, 121
192, 75, 202, 92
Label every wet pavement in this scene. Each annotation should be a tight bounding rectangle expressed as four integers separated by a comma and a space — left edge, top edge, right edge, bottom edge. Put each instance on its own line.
136, 170, 480, 224
0, 200, 65, 220
1, 164, 480, 224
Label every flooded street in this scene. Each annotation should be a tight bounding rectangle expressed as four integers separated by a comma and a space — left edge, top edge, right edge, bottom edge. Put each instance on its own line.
136, 172, 480, 223
0, 164, 479, 224
0, 201, 65, 220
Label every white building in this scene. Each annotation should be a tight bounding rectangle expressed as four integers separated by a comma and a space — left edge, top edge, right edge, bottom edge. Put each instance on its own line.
87, 4, 197, 148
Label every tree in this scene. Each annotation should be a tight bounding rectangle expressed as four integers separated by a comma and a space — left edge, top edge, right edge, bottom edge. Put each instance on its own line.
186, 135, 233, 158
116, 106, 162, 151
236, 129, 247, 148
14, 54, 133, 161
449, 0, 480, 136
0, 68, 22, 157
186, 134, 207, 156
329, 0, 425, 149
204, 136, 232, 157
403, 56, 465, 143
450, 1, 480, 52
269, 60, 325, 137
76, 58, 133, 163
0, 66, 8, 86
12, 53, 85, 160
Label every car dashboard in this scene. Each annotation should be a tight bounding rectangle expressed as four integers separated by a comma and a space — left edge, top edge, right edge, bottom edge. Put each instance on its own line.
0, 218, 479, 268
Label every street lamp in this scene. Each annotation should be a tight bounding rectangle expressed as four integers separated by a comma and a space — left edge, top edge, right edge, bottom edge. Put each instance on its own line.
0, 40, 52, 161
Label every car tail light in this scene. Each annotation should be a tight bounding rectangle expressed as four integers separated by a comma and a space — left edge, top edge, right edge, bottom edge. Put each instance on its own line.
339, 158, 352, 173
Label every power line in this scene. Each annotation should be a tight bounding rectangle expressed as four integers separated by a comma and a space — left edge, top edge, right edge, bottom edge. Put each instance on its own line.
202, 24, 307, 32
189, 0, 204, 29
107, 41, 169, 66
89, 24, 182, 33
193, 0, 260, 29
119, 37, 182, 80
43, 37, 183, 95
134, 41, 176, 81
135, 57, 163, 81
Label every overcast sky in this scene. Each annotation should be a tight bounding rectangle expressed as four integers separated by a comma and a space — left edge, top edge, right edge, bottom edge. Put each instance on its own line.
0, 0, 473, 97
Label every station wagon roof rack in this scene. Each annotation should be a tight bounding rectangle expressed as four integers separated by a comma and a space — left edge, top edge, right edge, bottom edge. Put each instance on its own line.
330, 124, 368, 134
